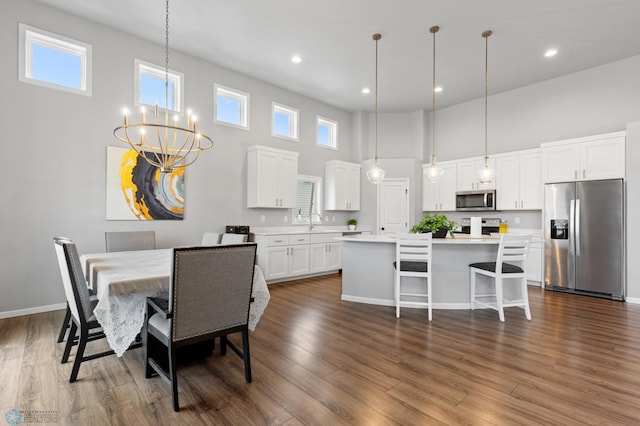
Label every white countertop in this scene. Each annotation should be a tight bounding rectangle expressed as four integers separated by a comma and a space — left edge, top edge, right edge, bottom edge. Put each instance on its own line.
251, 226, 371, 236
338, 234, 501, 244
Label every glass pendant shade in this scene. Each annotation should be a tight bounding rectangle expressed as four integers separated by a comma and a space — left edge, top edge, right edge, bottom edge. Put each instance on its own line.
425, 155, 444, 183
478, 160, 495, 183
367, 161, 385, 184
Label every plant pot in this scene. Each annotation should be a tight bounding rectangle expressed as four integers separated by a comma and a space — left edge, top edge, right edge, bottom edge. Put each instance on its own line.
348, 225, 356, 231
432, 229, 448, 238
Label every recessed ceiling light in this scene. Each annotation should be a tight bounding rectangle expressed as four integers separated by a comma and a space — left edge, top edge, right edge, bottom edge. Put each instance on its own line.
544, 48, 558, 58
291, 55, 302, 63
434, 86, 443, 93
361, 87, 370, 94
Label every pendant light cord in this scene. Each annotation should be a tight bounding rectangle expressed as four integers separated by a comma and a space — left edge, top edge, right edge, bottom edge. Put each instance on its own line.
374, 34, 380, 163
482, 30, 492, 165
430, 26, 439, 164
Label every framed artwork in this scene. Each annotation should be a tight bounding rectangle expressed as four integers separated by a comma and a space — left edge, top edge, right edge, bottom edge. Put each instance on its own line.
106, 146, 184, 220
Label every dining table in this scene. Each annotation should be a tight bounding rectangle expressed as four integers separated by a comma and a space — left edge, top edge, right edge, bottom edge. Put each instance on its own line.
79, 248, 270, 357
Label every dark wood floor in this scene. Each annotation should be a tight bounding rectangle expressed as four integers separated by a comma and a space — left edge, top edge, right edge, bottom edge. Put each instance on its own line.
2, 274, 640, 425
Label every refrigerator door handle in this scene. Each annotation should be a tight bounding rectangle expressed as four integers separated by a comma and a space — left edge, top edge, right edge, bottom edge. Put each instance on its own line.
575, 199, 581, 257
569, 199, 575, 256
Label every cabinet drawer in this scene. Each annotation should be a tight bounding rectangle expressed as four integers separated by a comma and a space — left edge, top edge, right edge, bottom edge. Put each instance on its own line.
310, 233, 341, 244
288, 234, 310, 245
265, 235, 290, 247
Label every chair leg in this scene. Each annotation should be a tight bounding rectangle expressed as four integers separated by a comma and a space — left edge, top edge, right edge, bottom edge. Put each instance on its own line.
57, 304, 71, 343
522, 277, 532, 320
469, 269, 476, 311
220, 335, 228, 356
496, 277, 505, 322
242, 329, 252, 383
69, 329, 88, 383
169, 345, 179, 412
427, 277, 432, 322
62, 322, 77, 364
394, 271, 400, 318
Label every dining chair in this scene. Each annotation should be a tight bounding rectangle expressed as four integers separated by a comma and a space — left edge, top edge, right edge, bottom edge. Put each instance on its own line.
220, 233, 248, 244
393, 232, 433, 321
105, 230, 156, 252
53, 236, 97, 343
143, 243, 257, 411
469, 233, 532, 322
201, 232, 221, 245
54, 239, 141, 382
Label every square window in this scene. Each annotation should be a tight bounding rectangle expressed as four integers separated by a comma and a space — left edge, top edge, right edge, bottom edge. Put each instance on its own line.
19, 23, 92, 96
215, 84, 249, 129
317, 116, 338, 150
272, 103, 299, 141
135, 59, 183, 113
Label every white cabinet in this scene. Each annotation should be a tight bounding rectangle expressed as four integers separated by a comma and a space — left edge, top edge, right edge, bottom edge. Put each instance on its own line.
422, 162, 457, 211
257, 234, 310, 281
247, 145, 299, 208
496, 150, 542, 210
309, 233, 342, 273
325, 160, 361, 211
541, 132, 625, 183
457, 157, 497, 191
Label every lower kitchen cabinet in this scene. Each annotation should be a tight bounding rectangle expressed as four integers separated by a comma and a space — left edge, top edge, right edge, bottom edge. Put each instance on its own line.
527, 237, 542, 285
255, 232, 341, 282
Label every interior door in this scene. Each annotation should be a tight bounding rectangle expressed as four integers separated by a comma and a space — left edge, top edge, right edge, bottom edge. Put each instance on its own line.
378, 179, 409, 235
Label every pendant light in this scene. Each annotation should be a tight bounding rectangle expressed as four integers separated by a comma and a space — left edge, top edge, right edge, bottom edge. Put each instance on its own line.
366, 33, 385, 185
425, 25, 443, 183
478, 30, 495, 184
113, 0, 213, 173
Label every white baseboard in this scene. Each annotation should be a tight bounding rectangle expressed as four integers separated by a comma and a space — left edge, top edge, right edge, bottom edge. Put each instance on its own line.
625, 297, 640, 304
340, 294, 469, 310
0, 303, 66, 319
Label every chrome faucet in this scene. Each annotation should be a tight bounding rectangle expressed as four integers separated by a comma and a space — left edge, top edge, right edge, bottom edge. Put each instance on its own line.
309, 213, 323, 230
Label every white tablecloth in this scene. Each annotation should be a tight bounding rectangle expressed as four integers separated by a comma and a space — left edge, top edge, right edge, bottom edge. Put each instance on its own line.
80, 248, 270, 357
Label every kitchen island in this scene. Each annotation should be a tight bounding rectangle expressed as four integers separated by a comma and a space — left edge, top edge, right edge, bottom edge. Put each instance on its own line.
339, 234, 502, 309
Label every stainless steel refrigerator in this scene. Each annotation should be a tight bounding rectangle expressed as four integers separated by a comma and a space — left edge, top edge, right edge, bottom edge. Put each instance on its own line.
544, 179, 624, 300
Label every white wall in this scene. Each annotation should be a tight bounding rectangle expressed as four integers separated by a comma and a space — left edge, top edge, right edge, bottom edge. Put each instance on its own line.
4, 0, 640, 315
0, 0, 356, 315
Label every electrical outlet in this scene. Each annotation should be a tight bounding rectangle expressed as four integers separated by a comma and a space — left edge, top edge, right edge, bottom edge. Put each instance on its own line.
284, 215, 288, 222
260, 215, 265, 222
332, 216, 336, 222
515, 217, 521, 224
325, 216, 329, 222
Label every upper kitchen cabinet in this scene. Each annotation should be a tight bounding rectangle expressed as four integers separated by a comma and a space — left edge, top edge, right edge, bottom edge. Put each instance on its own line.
422, 161, 457, 211
324, 160, 360, 211
495, 149, 542, 210
247, 145, 299, 208
457, 157, 497, 191
541, 131, 625, 183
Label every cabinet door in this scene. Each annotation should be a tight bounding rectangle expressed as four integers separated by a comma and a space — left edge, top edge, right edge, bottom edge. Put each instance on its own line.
527, 244, 542, 284
457, 158, 496, 191
288, 245, 310, 276
278, 153, 299, 208
542, 144, 580, 183
422, 173, 440, 211
326, 242, 341, 270
264, 246, 288, 280
520, 152, 542, 209
346, 165, 361, 210
581, 137, 625, 180
309, 243, 327, 273
255, 150, 280, 207
438, 163, 458, 211
496, 155, 520, 210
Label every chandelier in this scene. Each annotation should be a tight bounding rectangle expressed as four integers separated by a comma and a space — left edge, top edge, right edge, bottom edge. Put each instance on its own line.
425, 25, 443, 183
478, 30, 495, 184
113, 0, 213, 173
366, 33, 385, 185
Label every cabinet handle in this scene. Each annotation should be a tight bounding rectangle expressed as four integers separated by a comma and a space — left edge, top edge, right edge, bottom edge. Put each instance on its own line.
582, 170, 586, 179
574, 170, 577, 179
275, 240, 284, 243
520, 200, 523, 208
515, 201, 518, 208
439, 203, 442, 210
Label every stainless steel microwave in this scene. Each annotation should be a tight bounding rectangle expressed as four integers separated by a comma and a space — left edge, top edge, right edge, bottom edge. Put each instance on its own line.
456, 190, 496, 211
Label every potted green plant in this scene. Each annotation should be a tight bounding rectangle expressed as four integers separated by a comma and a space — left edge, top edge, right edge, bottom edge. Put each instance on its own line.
410, 214, 456, 238
347, 218, 357, 230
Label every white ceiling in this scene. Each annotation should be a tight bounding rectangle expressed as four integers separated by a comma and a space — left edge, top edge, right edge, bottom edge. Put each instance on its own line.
37, 0, 640, 112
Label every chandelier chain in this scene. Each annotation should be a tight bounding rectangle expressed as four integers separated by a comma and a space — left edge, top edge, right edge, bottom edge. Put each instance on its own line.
374, 34, 379, 161
483, 30, 491, 164
165, 0, 170, 113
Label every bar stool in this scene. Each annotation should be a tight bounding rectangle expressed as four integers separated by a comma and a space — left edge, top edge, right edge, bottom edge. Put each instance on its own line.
469, 233, 532, 322
393, 233, 433, 321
